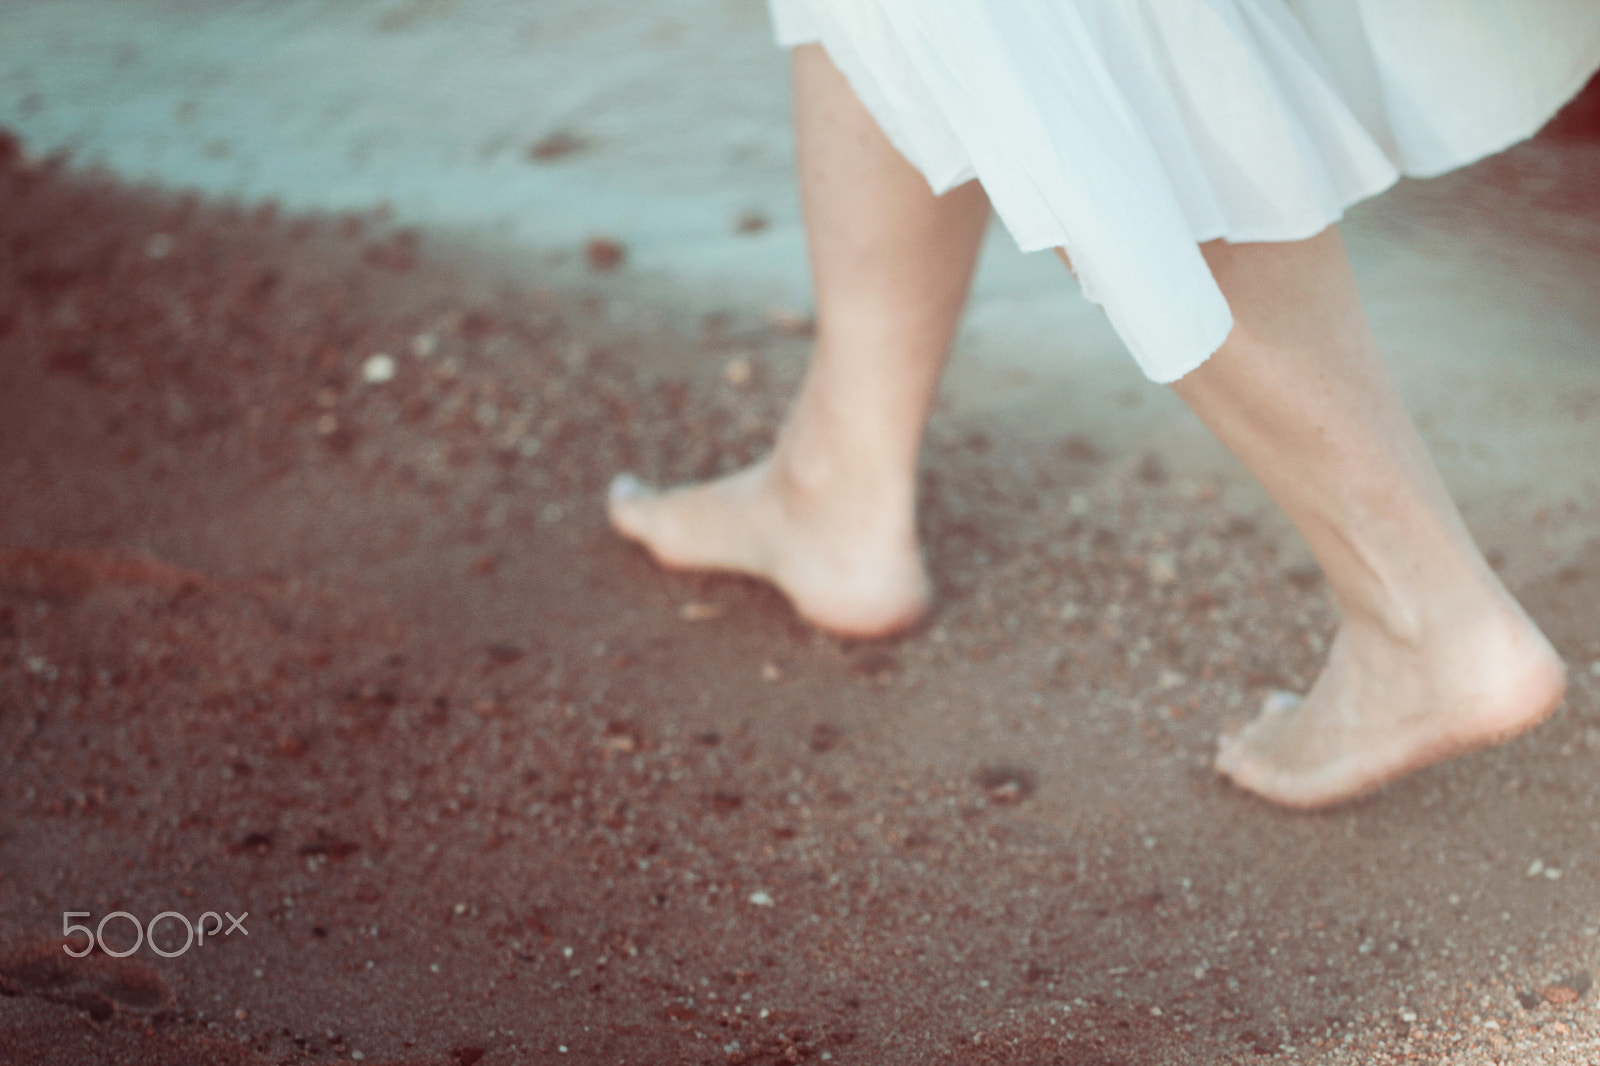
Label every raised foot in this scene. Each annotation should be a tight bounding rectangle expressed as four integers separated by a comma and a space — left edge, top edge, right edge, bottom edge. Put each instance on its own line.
1215, 610, 1566, 809
606, 465, 931, 639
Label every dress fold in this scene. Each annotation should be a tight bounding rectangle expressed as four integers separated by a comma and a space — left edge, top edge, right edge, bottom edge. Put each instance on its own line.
769, 0, 1600, 382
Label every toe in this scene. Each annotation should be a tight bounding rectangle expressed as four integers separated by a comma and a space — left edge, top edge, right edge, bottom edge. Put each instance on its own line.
608, 472, 649, 505
1261, 690, 1302, 716
606, 473, 655, 537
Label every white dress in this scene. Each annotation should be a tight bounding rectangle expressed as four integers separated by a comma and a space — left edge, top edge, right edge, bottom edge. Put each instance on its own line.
768, 0, 1600, 382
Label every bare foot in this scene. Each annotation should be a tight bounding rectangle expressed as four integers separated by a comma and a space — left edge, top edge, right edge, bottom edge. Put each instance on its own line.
607, 461, 932, 638
1215, 598, 1566, 809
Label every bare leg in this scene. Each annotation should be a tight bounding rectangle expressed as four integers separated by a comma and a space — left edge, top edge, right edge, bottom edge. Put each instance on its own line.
1173, 229, 1565, 808
609, 44, 990, 636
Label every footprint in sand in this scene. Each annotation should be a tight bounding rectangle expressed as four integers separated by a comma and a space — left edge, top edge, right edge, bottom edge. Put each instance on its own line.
0, 940, 174, 1021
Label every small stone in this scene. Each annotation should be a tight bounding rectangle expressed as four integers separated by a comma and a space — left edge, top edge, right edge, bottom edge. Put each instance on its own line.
528, 129, 588, 161
1068, 494, 1090, 518
362, 352, 397, 384
975, 765, 1035, 805
1399, 1009, 1417, 1024
234, 1009, 249, 1021
680, 602, 723, 622
734, 211, 768, 234
760, 661, 782, 682
411, 332, 437, 358
748, 890, 775, 907
585, 236, 626, 272
1147, 553, 1178, 586
1527, 859, 1546, 877
1059, 435, 1100, 463
1542, 984, 1580, 1006
1588, 660, 1600, 677
723, 354, 753, 387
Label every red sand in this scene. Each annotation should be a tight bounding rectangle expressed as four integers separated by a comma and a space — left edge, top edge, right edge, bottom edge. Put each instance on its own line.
1, 134, 1598, 1065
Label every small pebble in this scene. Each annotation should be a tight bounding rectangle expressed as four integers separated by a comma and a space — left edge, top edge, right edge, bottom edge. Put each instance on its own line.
1543, 984, 1580, 1006
723, 354, 753, 387
680, 602, 723, 622
585, 236, 626, 272
760, 661, 782, 682
748, 890, 775, 907
411, 332, 437, 358
1147, 552, 1178, 586
362, 353, 396, 384
1527, 859, 1546, 877
528, 129, 588, 161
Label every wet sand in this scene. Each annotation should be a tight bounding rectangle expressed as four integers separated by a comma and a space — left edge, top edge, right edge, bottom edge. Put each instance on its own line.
1, 129, 1599, 1066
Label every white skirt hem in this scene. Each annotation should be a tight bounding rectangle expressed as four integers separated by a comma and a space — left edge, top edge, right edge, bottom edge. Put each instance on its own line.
769, 0, 1600, 383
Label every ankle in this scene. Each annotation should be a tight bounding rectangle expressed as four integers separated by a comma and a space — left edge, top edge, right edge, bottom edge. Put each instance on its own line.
770, 435, 918, 527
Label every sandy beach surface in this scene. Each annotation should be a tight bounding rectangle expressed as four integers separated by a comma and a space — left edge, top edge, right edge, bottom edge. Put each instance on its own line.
3, 3, 1600, 1064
